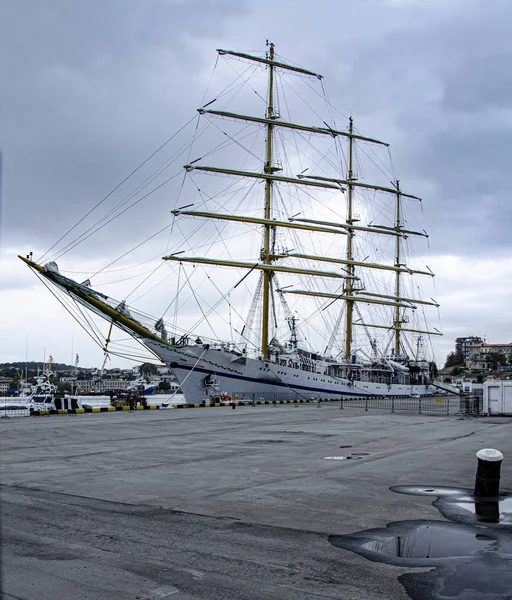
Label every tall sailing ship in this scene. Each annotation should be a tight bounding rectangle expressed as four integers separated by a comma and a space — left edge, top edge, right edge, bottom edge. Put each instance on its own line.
21, 43, 441, 404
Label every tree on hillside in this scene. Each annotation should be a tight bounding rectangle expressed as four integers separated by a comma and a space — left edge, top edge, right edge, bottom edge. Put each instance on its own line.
486, 352, 507, 371
140, 363, 158, 379
444, 352, 464, 368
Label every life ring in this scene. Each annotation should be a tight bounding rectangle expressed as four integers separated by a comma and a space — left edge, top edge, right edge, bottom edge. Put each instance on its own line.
288, 359, 293, 367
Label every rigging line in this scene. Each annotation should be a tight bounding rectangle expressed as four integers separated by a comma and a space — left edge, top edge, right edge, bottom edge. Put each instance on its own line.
277, 78, 305, 173
192, 171, 258, 214
271, 115, 343, 178
231, 325, 260, 352
165, 207, 176, 254
47, 120, 214, 263
35, 273, 105, 350
356, 142, 395, 182
91, 222, 174, 279
183, 264, 250, 337
215, 62, 259, 100
48, 140, 195, 263
173, 206, 232, 254
387, 146, 397, 181
175, 179, 258, 262
186, 113, 202, 164
56, 282, 106, 347
214, 64, 264, 113
298, 72, 353, 124
354, 303, 377, 349
297, 134, 343, 177
222, 57, 268, 105
173, 262, 182, 335
118, 333, 161, 364
167, 226, 258, 264
200, 53, 219, 107
101, 348, 156, 362
61, 249, 169, 275
40, 114, 198, 263
204, 269, 250, 331
167, 346, 209, 399
198, 123, 257, 162
130, 262, 180, 306
89, 267, 163, 287
71, 294, 108, 347
206, 119, 263, 163
181, 266, 218, 339
320, 77, 339, 137
280, 76, 330, 130
228, 292, 233, 343
52, 170, 183, 259
124, 261, 166, 302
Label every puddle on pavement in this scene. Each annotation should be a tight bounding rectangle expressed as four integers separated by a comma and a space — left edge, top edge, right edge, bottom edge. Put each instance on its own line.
329, 485, 512, 599
392, 486, 512, 527
330, 521, 501, 563
361, 523, 496, 559
322, 455, 362, 460
453, 497, 512, 525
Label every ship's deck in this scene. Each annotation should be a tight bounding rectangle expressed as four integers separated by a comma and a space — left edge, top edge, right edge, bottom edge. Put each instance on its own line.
1, 404, 511, 599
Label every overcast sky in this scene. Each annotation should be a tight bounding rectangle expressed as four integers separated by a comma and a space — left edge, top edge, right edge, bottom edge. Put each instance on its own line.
1, 0, 511, 369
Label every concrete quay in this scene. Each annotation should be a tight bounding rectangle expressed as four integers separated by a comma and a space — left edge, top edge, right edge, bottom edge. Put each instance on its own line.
1, 404, 511, 599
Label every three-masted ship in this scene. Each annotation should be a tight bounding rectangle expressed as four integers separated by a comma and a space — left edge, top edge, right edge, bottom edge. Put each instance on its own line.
21, 43, 441, 404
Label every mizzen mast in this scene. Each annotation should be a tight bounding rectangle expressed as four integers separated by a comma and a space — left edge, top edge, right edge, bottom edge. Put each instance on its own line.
345, 117, 356, 361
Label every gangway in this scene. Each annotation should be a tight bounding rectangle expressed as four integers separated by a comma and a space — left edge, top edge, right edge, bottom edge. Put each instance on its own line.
432, 380, 461, 395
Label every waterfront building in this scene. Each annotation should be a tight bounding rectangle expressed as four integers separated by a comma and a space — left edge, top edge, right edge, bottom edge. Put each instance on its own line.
75, 379, 127, 393
467, 342, 512, 371
455, 336, 483, 363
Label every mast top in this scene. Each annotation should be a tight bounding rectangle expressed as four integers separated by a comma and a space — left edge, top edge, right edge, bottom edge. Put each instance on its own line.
217, 46, 323, 79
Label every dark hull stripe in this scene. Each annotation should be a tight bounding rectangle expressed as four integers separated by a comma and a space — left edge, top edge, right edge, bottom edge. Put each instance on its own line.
172, 363, 427, 398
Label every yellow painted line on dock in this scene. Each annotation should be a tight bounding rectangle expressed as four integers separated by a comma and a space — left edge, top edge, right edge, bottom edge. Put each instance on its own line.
29, 396, 400, 416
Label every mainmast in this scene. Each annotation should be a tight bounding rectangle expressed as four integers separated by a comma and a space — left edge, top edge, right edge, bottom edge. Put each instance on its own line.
344, 117, 355, 361
261, 41, 276, 359
394, 180, 402, 355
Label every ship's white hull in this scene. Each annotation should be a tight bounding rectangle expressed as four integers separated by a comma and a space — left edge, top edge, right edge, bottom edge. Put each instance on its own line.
144, 339, 434, 404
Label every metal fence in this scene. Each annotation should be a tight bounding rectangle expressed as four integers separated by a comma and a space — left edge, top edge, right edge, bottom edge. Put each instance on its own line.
230, 392, 483, 416
0, 407, 31, 418
323, 394, 483, 416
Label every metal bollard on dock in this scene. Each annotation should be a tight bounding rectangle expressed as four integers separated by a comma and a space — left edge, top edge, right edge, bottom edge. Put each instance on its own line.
474, 448, 504, 497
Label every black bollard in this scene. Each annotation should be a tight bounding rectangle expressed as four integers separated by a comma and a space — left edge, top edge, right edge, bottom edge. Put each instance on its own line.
474, 448, 503, 497
231, 402, 236, 410
474, 499, 500, 523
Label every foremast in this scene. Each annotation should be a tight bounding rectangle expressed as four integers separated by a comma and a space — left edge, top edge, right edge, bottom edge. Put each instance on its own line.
262, 42, 276, 360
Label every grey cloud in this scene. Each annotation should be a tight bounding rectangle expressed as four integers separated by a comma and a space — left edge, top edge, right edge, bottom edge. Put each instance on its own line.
0, 0, 249, 251
2, 0, 512, 365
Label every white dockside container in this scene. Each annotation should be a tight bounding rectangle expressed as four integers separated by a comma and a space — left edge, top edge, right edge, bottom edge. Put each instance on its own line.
483, 381, 512, 415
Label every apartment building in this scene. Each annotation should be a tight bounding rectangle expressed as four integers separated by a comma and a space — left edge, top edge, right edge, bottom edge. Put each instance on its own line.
467, 343, 512, 371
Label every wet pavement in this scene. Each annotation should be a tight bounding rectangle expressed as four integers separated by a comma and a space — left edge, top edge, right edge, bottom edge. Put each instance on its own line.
1, 405, 511, 599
